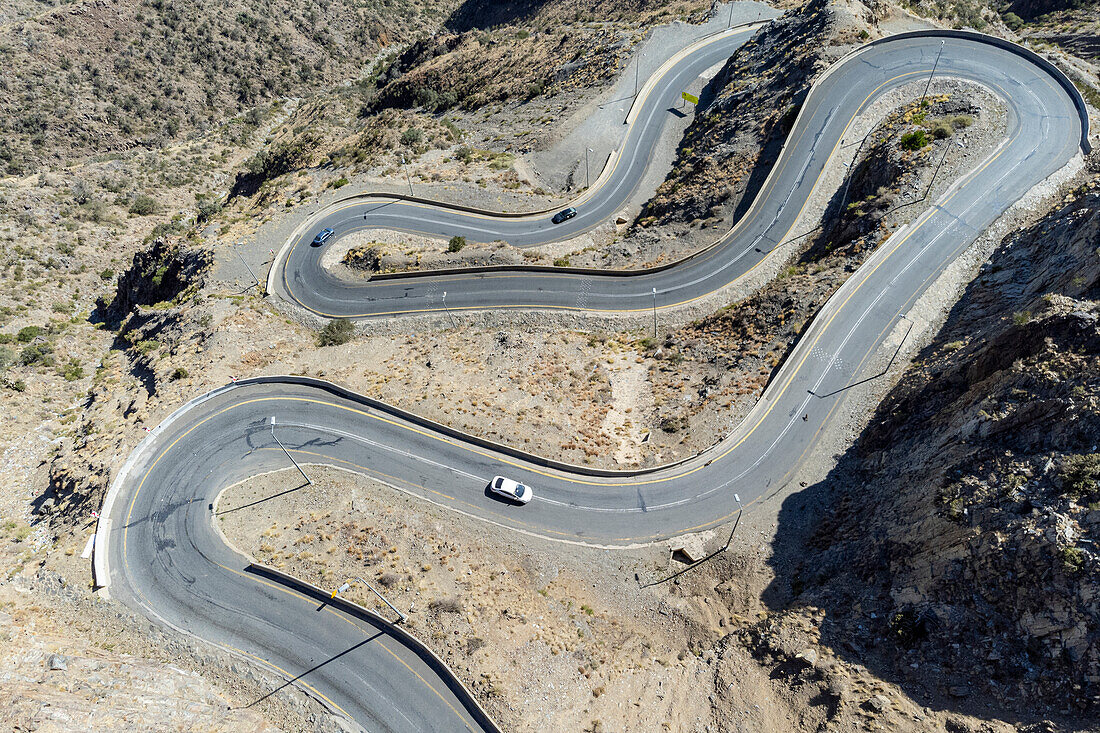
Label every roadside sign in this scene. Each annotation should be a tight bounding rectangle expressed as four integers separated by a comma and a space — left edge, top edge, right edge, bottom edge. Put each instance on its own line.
681, 91, 699, 105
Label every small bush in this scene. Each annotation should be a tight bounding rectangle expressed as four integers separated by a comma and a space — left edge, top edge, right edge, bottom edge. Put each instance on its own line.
1061, 546, 1084, 574
400, 127, 422, 147
99, 268, 115, 281
1060, 454, 1100, 500
17, 325, 41, 343
950, 115, 973, 129
900, 130, 930, 150
329, 176, 349, 189
447, 235, 466, 253
170, 367, 189, 381
429, 597, 462, 614
929, 120, 953, 139
60, 359, 83, 381
19, 343, 53, 367
553, 257, 571, 267
1002, 11, 1023, 30
129, 194, 158, 216
317, 318, 355, 347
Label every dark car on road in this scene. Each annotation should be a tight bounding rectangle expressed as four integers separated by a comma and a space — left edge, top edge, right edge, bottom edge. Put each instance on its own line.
551, 207, 577, 224
311, 228, 335, 246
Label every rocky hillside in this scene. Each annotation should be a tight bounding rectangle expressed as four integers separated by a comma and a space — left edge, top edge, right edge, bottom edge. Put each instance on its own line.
0, 0, 456, 173
367, 0, 711, 115
771, 171, 1100, 718
639, 0, 838, 226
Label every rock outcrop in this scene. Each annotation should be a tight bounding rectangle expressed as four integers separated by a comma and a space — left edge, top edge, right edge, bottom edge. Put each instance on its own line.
775, 175, 1100, 715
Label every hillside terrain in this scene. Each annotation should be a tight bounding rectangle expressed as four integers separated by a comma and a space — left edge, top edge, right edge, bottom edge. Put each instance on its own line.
0, 0, 457, 173
767, 168, 1100, 717
0, 0, 1098, 730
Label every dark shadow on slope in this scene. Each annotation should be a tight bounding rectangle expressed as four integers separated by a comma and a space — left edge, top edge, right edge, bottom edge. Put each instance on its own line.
761, 241, 1100, 725
445, 0, 544, 31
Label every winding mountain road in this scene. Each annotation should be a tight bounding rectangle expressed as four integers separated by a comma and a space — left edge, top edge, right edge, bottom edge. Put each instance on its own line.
98, 27, 1088, 733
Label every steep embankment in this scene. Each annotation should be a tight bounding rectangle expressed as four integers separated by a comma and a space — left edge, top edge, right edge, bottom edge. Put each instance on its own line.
639, 0, 837, 227
42, 238, 211, 522
369, 0, 712, 115
774, 171, 1100, 717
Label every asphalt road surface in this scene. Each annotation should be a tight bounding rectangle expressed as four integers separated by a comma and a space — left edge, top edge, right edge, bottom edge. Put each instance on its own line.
103, 30, 1085, 733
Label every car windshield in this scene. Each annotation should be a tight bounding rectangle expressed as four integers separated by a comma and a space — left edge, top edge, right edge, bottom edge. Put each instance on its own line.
515, 485, 526, 497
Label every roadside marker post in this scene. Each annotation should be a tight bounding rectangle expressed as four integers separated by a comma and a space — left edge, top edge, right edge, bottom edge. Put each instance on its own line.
680, 91, 699, 110
919, 40, 945, 107
235, 244, 264, 296
269, 415, 312, 485
345, 576, 407, 620
651, 287, 658, 338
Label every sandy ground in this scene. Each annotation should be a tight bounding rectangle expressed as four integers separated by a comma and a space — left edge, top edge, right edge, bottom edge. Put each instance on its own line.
217, 464, 786, 733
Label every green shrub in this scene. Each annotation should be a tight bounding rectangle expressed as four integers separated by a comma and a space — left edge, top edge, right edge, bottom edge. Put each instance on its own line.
196, 194, 223, 223
19, 342, 53, 367
400, 127, 423, 147
447, 235, 466, 253
17, 325, 41, 342
100, 268, 115, 281
1061, 546, 1084, 574
553, 257, 570, 267
244, 133, 318, 182
929, 120, 953, 139
0, 344, 14, 370
950, 115, 973, 129
129, 194, 158, 216
60, 359, 83, 381
900, 130, 930, 150
317, 318, 355, 347
1002, 11, 1023, 30
170, 367, 189, 380
1060, 454, 1100, 499
329, 176, 349, 189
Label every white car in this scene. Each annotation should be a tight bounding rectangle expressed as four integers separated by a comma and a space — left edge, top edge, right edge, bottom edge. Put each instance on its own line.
488, 475, 533, 504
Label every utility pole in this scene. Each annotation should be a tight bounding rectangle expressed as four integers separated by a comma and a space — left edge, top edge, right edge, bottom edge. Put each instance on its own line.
585, 147, 592, 189
919, 40, 945, 108
270, 416, 311, 485
651, 287, 657, 338
634, 52, 646, 97
400, 155, 414, 196
728, 3, 735, 27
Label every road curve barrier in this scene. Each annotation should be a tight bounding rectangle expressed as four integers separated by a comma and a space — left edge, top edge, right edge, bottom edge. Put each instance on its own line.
247, 563, 504, 733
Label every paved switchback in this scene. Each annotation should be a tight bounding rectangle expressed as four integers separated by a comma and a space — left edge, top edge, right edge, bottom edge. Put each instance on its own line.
103, 30, 1086, 733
